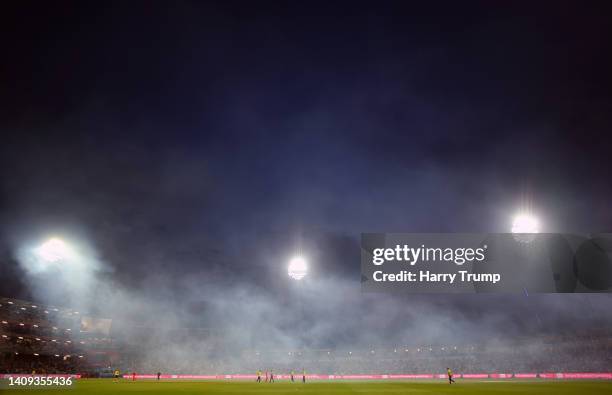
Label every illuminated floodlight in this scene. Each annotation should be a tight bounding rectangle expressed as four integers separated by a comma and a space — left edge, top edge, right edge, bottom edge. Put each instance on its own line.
511, 214, 540, 234
288, 256, 308, 280
36, 238, 72, 263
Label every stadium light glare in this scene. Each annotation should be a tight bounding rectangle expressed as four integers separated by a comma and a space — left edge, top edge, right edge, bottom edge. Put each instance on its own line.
288, 256, 308, 280
511, 213, 540, 234
36, 238, 73, 263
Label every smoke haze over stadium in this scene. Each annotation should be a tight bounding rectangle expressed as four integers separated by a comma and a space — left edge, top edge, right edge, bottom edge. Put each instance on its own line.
1, 1, 612, 370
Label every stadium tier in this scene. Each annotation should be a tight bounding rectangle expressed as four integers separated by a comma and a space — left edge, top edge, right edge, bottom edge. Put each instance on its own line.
2, 297, 611, 377
0, 298, 116, 375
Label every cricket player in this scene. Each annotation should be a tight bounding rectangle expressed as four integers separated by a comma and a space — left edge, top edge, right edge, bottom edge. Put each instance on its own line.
447, 367, 455, 384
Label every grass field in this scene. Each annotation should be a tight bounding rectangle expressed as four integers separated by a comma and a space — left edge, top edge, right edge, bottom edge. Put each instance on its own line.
3, 379, 612, 395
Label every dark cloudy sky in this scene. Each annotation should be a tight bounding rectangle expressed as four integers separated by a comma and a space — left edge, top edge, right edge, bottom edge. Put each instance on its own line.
1, 2, 611, 343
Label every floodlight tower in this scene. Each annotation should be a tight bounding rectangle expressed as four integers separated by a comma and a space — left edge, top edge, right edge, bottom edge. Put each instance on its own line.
37, 238, 72, 263
511, 211, 541, 244
288, 256, 308, 281
510, 213, 543, 327
511, 213, 540, 234
288, 256, 308, 351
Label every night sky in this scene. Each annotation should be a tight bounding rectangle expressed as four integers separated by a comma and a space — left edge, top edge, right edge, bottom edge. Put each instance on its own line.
1, 2, 612, 344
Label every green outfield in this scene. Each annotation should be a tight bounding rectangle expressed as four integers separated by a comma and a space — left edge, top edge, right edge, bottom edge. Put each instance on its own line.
3, 379, 612, 394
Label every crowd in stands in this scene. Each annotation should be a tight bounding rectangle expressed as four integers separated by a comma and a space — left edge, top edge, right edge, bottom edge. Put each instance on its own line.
0, 352, 84, 374
2, 297, 611, 376
0, 298, 115, 375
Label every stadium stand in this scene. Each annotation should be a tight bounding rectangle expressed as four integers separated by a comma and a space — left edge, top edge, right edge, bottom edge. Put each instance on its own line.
2, 297, 611, 376
0, 298, 115, 375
